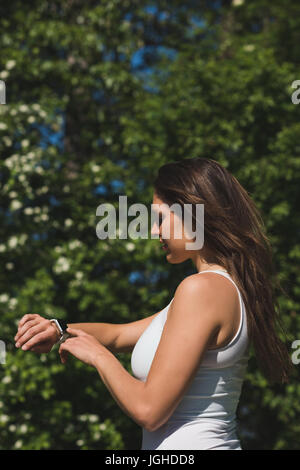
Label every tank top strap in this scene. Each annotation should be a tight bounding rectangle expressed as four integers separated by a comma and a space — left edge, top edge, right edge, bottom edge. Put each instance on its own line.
197, 270, 245, 349
197, 270, 241, 298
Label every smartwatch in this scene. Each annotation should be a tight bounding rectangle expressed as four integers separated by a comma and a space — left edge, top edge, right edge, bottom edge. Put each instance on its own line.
50, 318, 69, 344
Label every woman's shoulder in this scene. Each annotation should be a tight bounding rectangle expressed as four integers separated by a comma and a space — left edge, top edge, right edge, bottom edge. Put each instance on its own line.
176, 271, 231, 292
172, 272, 238, 322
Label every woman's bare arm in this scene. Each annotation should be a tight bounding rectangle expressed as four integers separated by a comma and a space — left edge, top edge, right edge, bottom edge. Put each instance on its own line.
15, 310, 161, 354
69, 311, 160, 353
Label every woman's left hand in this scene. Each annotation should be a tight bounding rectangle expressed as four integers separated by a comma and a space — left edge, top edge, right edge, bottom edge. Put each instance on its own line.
59, 328, 109, 367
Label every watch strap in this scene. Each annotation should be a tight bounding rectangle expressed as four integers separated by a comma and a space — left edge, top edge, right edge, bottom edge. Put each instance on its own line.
50, 319, 69, 344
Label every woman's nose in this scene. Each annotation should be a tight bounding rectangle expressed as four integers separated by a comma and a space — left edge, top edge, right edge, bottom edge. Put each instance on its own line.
151, 221, 160, 238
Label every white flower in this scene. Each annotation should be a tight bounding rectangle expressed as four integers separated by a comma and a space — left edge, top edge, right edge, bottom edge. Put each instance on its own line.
21, 139, 29, 148
14, 440, 23, 449
88, 414, 98, 423
24, 207, 34, 215
6, 263, 14, 270
232, 0, 244, 6
11, 200, 22, 210
19, 105, 29, 113
40, 213, 49, 221
2, 376, 12, 384
126, 242, 135, 252
64, 218, 73, 227
54, 256, 70, 274
0, 294, 9, 303
9, 424, 16, 432
69, 240, 82, 250
32, 104, 41, 111
3, 137, 12, 146
91, 164, 101, 173
78, 414, 88, 422
99, 423, 107, 431
8, 236, 18, 248
0, 414, 9, 422
8, 298, 17, 309
0, 245, 6, 253
76, 439, 84, 447
27, 116, 36, 123
0, 71, 9, 79
18, 174, 26, 182
23, 163, 32, 173
75, 271, 83, 280
19, 424, 28, 433
6, 60, 16, 70
0, 122, 7, 130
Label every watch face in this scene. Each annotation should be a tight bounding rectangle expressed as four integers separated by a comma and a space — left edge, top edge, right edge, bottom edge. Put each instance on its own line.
57, 319, 68, 332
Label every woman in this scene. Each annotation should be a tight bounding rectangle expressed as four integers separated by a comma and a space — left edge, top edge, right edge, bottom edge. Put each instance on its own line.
14, 158, 293, 450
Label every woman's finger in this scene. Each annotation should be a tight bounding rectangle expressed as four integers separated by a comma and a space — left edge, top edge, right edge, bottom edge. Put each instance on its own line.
15, 318, 37, 340
16, 323, 45, 347
66, 327, 85, 337
18, 314, 38, 329
59, 342, 70, 364
20, 329, 53, 351
15, 319, 40, 343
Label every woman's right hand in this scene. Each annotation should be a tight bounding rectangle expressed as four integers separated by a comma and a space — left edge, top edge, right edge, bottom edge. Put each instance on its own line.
14, 314, 61, 353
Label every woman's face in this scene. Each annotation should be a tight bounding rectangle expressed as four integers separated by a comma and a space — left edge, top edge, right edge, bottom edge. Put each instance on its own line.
151, 193, 197, 265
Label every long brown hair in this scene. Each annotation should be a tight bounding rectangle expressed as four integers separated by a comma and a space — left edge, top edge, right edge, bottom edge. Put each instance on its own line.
153, 157, 294, 385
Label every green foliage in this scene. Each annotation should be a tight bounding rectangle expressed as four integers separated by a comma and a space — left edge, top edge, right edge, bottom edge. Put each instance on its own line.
0, 0, 299, 450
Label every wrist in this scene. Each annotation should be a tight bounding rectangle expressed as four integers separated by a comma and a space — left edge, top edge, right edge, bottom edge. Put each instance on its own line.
50, 321, 61, 342
92, 349, 112, 369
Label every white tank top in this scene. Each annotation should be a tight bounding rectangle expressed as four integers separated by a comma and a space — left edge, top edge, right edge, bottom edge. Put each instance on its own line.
131, 270, 250, 450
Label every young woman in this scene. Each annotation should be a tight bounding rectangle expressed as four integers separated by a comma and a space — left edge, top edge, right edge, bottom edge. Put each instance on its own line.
14, 158, 293, 450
